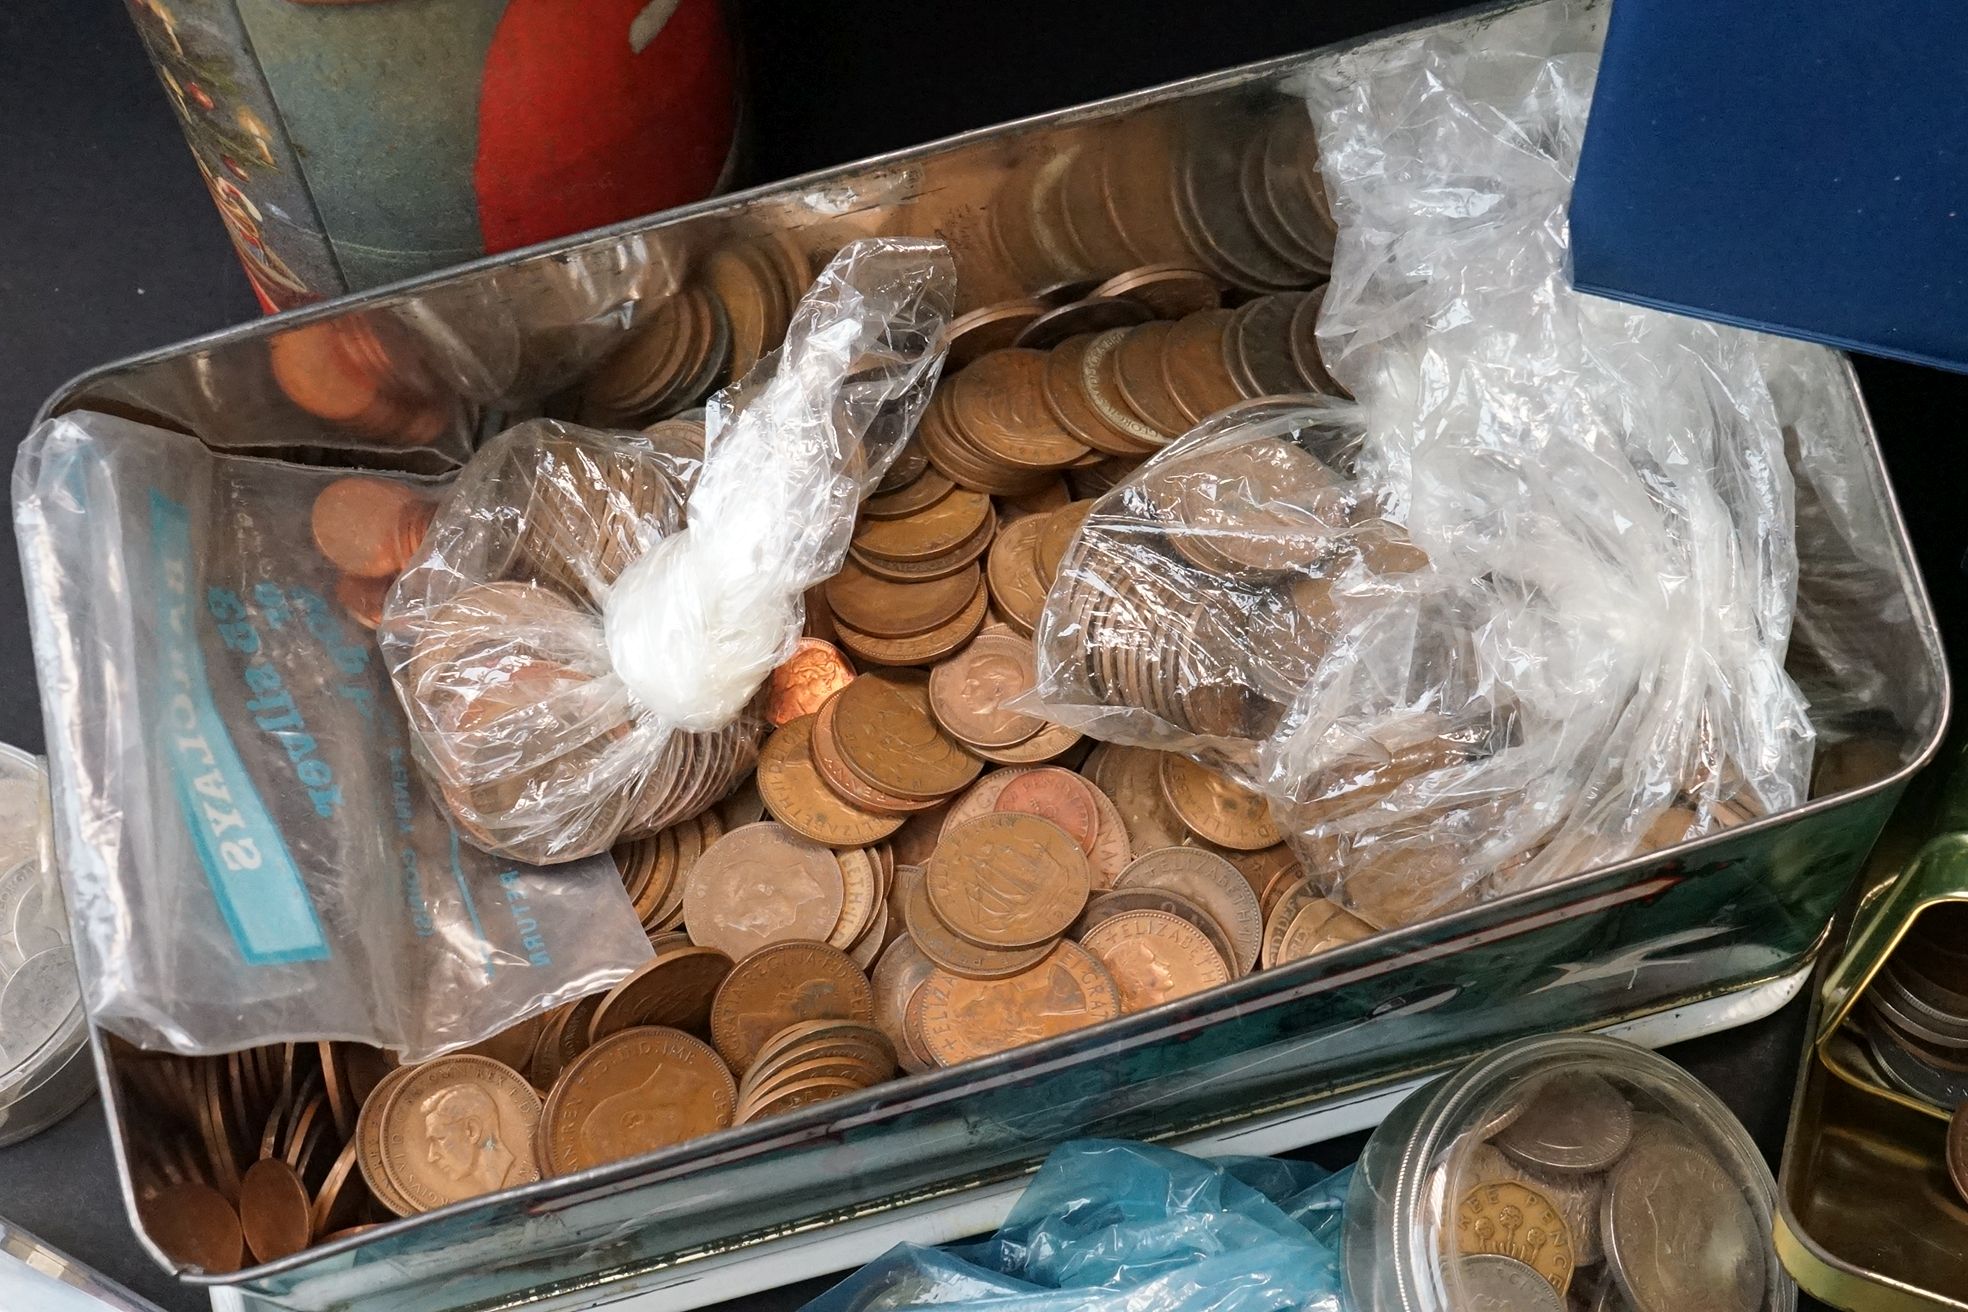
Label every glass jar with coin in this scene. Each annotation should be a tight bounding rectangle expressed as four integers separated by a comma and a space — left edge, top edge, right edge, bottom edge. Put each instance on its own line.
1342, 1034, 1792, 1312
0, 743, 92, 1147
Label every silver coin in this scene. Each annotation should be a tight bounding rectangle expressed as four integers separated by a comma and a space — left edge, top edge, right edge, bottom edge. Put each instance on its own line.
1601, 1138, 1764, 1312
12, 877, 67, 962
0, 861, 35, 972
0, 946, 79, 1067
0, 778, 42, 872
1494, 1072, 1633, 1173
1451, 1254, 1565, 1312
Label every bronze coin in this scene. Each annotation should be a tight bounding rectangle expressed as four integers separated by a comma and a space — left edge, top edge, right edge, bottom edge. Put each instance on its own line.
1159, 755, 1281, 851
309, 1139, 366, 1240
590, 944, 735, 1041
927, 813, 1091, 949
529, 994, 607, 1091
908, 941, 1121, 1066
824, 560, 984, 639
334, 572, 389, 631
709, 942, 875, 1073
871, 934, 939, 1073
1159, 309, 1248, 426
928, 630, 1045, 749
1175, 117, 1309, 293
1111, 322, 1196, 439
1042, 333, 1158, 457
863, 468, 958, 520
354, 1065, 419, 1218
879, 439, 932, 494
1095, 265, 1224, 318
918, 391, 1061, 496
945, 300, 1051, 366
1085, 744, 1189, 852
852, 488, 994, 563
1261, 877, 1335, 969
378, 1056, 542, 1213
1225, 293, 1312, 398
848, 498, 998, 583
311, 476, 430, 578
900, 869, 1052, 979
984, 513, 1051, 635
945, 349, 1090, 471
703, 245, 777, 379
833, 669, 985, 801
812, 692, 944, 814
1013, 296, 1155, 351
1034, 499, 1095, 587
1097, 112, 1199, 266
834, 575, 992, 669
756, 716, 906, 845
239, 1158, 313, 1265
1079, 909, 1230, 1012
1258, 112, 1336, 272
969, 719, 1084, 766
766, 638, 857, 727
1115, 846, 1263, 974
1081, 329, 1174, 452
140, 1182, 244, 1275
540, 1027, 735, 1175
995, 767, 1103, 856
683, 820, 846, 959
1286, 284, 1344, 395
828, 847, 883, 948
1080, 886, 1239, 976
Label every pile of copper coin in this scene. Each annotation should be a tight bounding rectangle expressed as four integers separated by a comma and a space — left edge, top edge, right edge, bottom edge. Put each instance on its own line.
309, 475, 440, 632
389, 418, 756, 861
1449, 1073, 1767, 1312
574, 234, 813, 428
269, 314, 453, 447
986, 104, 1333, 300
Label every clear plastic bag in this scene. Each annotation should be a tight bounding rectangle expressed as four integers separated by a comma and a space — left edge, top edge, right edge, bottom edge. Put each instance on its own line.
800, 1140, 1348, 1312
13, 413, 651, 1059
1033, 0, 1828, 931
380, 238, 957, 863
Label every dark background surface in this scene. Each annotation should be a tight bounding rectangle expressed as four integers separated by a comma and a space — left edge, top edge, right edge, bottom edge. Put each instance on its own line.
0, 1, 1961, 1308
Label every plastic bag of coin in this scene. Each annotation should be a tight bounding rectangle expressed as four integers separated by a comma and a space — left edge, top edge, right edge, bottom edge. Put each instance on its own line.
1030, 0, 1861, 936
14, 412, 653, 1059
381, 238, 957, 863
800, 1139, 1349, 1312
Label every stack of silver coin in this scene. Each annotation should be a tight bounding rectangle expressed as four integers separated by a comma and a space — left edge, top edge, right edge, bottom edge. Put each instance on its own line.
1854, 904, 1968, 1107
0, 767, 76, 1076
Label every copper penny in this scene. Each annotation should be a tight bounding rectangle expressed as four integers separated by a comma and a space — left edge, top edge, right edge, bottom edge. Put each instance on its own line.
590, 943, 735, 1041
926, 813, 1090, 949
141, 1182, 244, 1274
1033, 500, 1093, 586
1111, 322, 1195, 439
1095, 265, 1224, 318
865, 479, 960, 536
311, 477, 430, 579
1276, 900, 1374, 962
1085, 745, 1189, 852
1160, 309, 1247, 427
538, 1027, 734, 1175
238, 1158, 313, 1265
928, 631, 1045, 749
824, 560, 983, 639
833, 669, 985, 801
851, 488, 994, 563
908, 941, 1121, 1066
899, 869, 1051, 979
354, 1064, 418, 1217
970, 719, 1083, 766
378, 1056, 542, 1213
1041, 333, 1156, 457
941, 765, 1038, 831
1081, 329, 1172, 451
811, 693, 943, 814
871, 934, 938, 1073
756, 716, 906, 845
1081, 886, 1239, 975
1115, 846, 1263, 974
709, 942, 875, 1072
945, 300, 1050, 366
1079, 909, 1230, 1012
984, 512, 1051, 635
1159, 756, 1280, 851
334, 572, 389, 631
995, 768, 1102, 855
828, 848, 882, 949
945, 349, 1090, 471
1012, 297, 1155, 352
683, 821, 845, 959
309, 1139, 365, 1240
766, 638, 857, 727
833, 576, 991, 669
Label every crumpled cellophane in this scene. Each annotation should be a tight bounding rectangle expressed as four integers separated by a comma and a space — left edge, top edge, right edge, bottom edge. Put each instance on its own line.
1033, 1, 1831, 932
381, 239, 956, 863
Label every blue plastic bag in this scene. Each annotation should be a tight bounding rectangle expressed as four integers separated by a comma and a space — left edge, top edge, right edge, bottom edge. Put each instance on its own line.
801, 1141, 1349, 1312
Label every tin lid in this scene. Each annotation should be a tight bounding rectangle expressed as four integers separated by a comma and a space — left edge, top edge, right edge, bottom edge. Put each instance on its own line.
0, 1215, 167, 1311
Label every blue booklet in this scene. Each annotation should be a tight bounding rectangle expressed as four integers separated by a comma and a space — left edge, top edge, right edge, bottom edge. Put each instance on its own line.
1569, 0, 1968, 374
